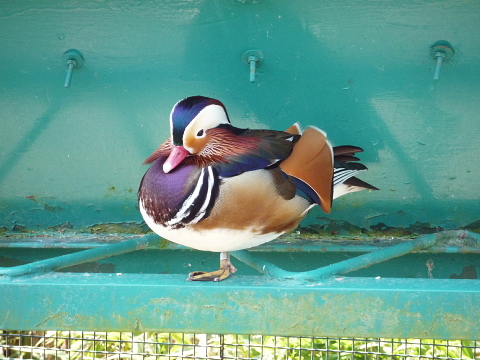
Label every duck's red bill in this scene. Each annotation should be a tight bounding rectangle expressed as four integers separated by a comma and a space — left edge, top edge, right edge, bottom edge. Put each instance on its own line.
163, 146, 190, 173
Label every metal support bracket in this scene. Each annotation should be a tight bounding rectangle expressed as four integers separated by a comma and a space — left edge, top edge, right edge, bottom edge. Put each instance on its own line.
242, 50, 264, 82
430, 41, 454, 81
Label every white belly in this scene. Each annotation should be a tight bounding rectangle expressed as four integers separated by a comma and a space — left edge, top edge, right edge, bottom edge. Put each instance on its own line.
140, 202, 282, 252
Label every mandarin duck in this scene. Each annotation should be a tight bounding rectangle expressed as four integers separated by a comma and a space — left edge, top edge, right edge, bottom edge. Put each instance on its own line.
138, 96, 378, 281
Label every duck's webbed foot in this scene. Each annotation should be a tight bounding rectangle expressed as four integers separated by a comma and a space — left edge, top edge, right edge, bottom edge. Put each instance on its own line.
188, 252, 237, 282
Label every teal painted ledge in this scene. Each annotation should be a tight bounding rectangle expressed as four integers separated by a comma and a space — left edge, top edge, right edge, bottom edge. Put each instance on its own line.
1, 231, 479, 339
1, 273, 479, 340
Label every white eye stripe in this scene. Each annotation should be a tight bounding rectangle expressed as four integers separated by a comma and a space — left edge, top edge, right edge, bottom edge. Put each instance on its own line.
183, 104, 229, 144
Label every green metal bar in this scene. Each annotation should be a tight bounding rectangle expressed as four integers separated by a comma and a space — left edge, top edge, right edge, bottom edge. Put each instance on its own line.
232, 234, 437, 280
0, 234, 162, 277
2, 231, 473, 280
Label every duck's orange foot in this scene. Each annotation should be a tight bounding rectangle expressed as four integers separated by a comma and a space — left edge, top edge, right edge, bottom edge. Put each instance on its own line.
188, 252, 237, 282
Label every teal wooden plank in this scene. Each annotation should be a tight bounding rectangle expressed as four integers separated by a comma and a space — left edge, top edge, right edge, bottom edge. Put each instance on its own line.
1, 232, 478, 339
1, 273, 479, 340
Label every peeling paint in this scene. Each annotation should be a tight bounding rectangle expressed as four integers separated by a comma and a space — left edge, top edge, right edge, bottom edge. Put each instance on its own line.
450, 265, 477, 279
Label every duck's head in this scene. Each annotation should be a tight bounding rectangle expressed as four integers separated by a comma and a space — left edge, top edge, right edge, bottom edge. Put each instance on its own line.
164, 96, 231, 173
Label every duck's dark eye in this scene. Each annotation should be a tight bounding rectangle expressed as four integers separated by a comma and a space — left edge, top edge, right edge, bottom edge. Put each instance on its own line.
197, 129, 204, 137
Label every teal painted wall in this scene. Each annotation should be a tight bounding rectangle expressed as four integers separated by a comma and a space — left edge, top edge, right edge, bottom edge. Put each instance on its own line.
1, 0, 479, 231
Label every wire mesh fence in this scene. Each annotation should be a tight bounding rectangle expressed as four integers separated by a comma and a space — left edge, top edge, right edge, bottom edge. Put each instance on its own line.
1, 331, 478, 360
